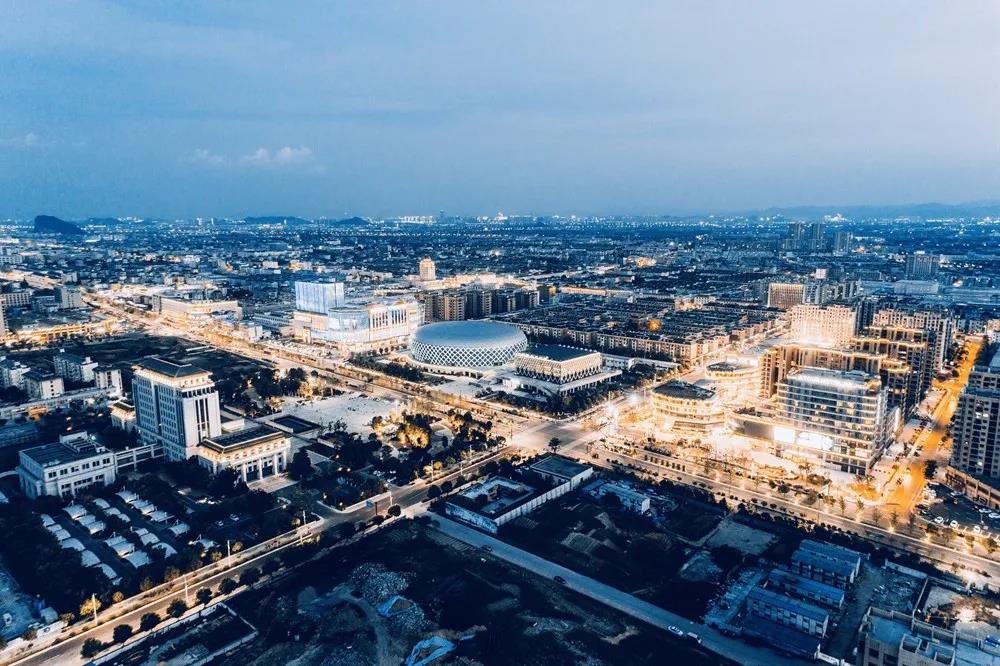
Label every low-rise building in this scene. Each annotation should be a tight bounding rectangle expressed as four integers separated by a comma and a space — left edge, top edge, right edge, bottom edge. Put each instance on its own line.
445, 456, 593, 533
790, 539, 862, 587
23, 370, 64, 400
857, 606, 1000, 666
514, 345, 603, 384
651, 380, 725, 435
0, 357, 30, 388
53, 351, 98, 383
18, 432, 116, 499
745, 586, 829, 637
197, 423, 291, 481
594, 481, 651, 513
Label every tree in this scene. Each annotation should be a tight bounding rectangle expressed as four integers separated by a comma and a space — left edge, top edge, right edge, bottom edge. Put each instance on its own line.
218, 578, 238, 595
111, 590, 125, 604
139, 613, 160, 632
81, 638, 104, 659
112, 624, 133, 643
21, 627, 37, 641
79, 596, 101, 619
286, 448, 313, 481
239, 568, 261, 587
338, 522, 356, 540
426, 484, 441, 499
872, 507, 883, 526
387, 504, 402, 518
889, 510, 899, 529
139, 577, 155, 592
196, 588, 213, 606
548, 437, 562, 453
167, 599, 187, 618
838, 496, 847, 516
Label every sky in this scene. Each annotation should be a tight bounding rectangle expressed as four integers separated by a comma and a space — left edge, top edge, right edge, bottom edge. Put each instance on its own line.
2, 1, 999, 219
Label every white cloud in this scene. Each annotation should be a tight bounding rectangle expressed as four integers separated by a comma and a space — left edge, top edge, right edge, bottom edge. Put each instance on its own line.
190, 148, 228, 166
191, 145, 319, 171
240, 146, 315, 167
0, 132, 44, 148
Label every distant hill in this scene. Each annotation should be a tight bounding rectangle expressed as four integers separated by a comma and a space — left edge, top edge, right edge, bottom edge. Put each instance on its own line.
245, 216, 312, 225
33, 215, 84, 235
333, 216, 368, 225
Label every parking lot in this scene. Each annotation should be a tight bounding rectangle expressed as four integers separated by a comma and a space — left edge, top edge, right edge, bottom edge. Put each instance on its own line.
917, 482, 1000, 538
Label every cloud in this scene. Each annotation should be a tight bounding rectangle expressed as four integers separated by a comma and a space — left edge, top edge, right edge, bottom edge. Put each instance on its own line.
190, 145, 320, 171
0, 132, 44, 148
241, 145, 315, 167
190, 148, 228, 166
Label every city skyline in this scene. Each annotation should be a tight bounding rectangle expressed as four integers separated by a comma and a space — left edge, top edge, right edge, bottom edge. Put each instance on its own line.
4, 1, 1000, 218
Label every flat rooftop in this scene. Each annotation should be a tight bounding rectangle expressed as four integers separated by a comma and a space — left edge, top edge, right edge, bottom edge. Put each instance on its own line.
866, 610, 1000, 666
201, 424, 285, 453
135, 356, 210, 378
529, 455, 592, 481
21, 439, 104, 466
653, 379, 716, 400
519, 344, 598, 362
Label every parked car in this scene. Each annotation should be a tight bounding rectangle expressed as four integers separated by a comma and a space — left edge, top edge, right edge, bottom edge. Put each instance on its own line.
667, 626, 685, 637
553, 575, 566, 584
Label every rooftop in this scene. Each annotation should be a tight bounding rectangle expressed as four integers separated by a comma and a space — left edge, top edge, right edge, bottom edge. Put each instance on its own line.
528, 455, 592, 481
20, 437, 106, 467
201, 424, 286, 453
748, 586, 829, 624
134, 356, 210, 378
519, 344, 599, 362
653, 379, 716, 401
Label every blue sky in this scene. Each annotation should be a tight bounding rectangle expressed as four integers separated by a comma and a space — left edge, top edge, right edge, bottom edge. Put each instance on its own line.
2, 1, 999, 219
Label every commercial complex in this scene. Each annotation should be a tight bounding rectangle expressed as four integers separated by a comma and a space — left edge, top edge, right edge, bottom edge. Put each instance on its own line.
652, 380, 725, 435
293, 298, 423, 355
769, 368, 892, 475
410, 320, 528, 370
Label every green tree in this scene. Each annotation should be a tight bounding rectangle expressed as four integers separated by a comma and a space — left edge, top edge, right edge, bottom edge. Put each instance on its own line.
286, 448, 313, 481
387, 504, 402, 518
196, 588, 212, 606
167, 599, 187, 618
112, 624, 133, 643
81, 638, 104, 659
218, 578, 238, 595
239, 568, 261, 587
139, 613, 160, 632
548, 437, 561, 453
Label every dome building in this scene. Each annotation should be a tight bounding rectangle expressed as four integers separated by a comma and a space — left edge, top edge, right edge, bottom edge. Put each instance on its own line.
410, 321, 528, 370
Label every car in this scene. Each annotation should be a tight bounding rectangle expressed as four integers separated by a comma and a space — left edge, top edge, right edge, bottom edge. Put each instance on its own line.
553, 575, 566, 584
934, 517, 945, 525
480, 544, 492, 552
974, 526, 983, 535
229, 514, 240, 522
686, 632, 702, 644
980, 508, 990, 514
950, 520, 959, 528
667, 625, 684, 637
989, 513, 1000, 520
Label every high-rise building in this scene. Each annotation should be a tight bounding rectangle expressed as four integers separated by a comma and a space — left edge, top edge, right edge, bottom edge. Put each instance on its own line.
905, 251, 940, 279
788, 304, 857, 346
872, 307, 953, 372
774, 368, 892, 475
58, 285, 85, 309
133, 357, 222, 462
768, 282, 806, 309
950, 346, 1000, 480
294, 281, 345, 314
851, 325, 933, 415
832, 231, 852, 254
419, 257, 437, 281
785, 222, 806, 251
807, 222, 825, 251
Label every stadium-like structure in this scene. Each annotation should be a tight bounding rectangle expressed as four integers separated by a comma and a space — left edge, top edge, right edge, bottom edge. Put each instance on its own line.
410, 321, 528, 369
